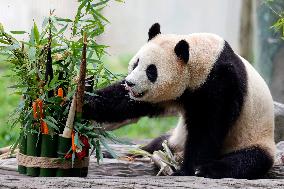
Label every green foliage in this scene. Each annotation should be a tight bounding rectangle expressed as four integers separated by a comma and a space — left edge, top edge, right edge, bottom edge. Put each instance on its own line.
0, 0, 177, 150
0, 0, 124, 162
265, 0, 284, 38
0, 62, 20, 147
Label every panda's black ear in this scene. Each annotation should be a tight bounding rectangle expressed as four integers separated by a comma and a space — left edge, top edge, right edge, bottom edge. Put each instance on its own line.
174, 40, 189, 63
148, 23, 161, 41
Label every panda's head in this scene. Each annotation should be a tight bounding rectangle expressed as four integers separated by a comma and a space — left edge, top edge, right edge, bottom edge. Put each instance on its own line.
124, 23, 191, 103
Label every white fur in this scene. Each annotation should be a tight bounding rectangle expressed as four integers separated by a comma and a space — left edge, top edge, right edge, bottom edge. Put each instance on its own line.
127, 33, 275, 158
168, 116, 187, 152
127, 33, 224, 103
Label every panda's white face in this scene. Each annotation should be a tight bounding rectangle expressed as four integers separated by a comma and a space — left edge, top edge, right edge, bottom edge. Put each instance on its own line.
125, 42, 189, 103
124, 23, 225, 103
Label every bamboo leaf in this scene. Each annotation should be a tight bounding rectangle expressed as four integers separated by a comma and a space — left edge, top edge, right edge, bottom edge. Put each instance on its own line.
95, 140, 103, 164
33, 22, 40, 44
42, 118, 59, 131
45, 116, 58, 124
55, 17, 73, 23
29, 27, 35, 46
10, 31, 27, 34
100, 137, 118, 158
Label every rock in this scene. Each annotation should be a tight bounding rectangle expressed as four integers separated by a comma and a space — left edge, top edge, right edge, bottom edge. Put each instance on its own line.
0, 143, 284, 188
274, 102, 284, 142
1, 174, 284, 189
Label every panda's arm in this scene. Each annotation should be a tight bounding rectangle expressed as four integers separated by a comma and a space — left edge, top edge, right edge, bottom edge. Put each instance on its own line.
82, 80, 165, 123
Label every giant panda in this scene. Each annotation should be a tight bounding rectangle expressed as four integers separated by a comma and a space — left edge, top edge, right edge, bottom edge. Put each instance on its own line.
83, 23, 275, 179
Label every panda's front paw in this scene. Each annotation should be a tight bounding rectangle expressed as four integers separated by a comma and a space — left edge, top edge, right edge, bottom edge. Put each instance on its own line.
171, 169, 192, 176
194, 162, 227, 179
171, 170, 185, 176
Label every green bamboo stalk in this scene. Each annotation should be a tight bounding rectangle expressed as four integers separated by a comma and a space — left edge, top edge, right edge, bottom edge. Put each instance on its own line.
39, 134, 58, 177
56, 135, 81, 177
18, 134, 27, 174
80, 149, 89, 177
26, 132, 41, 177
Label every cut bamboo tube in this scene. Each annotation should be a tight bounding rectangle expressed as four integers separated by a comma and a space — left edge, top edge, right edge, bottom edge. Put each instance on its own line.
62, 95, 76, 138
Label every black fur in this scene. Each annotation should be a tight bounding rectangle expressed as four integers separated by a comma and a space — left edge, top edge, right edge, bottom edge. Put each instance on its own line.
133, 58, 139, 70
148, 23, 161, 41
146, 64, 158, 83
174, 40, 189, 63
173, 41, 252, 177
140, 134, 170, 154
83, 40, 272, 179
194, 146, 273, 179
82, 80, 165, 123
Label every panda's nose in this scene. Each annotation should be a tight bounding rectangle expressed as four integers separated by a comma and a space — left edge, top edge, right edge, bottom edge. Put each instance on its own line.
126, 80, 135, 87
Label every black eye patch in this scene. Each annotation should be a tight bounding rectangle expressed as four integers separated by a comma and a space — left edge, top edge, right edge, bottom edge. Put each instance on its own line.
146, 64, 157, 83
133, 58, 139, 70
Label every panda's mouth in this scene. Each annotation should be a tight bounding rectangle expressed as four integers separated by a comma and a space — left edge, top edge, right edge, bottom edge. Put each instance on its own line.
130, 90, 147, 98
123, 84, 147, 98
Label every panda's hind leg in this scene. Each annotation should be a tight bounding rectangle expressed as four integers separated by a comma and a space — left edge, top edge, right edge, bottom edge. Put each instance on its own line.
195, 146, 273, 179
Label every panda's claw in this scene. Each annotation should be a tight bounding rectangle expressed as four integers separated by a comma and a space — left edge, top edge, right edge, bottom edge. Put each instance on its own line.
194, 162, 227, 179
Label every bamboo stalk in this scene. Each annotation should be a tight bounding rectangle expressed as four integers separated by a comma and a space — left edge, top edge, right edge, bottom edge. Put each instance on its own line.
62, 32, 87, 138
45, 18, 54, 98
76, 32, 87, 117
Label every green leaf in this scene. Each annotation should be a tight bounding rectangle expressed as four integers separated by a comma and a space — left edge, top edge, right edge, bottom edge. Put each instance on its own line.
95, 140, 103, 164
0, 23, 4, 32
73, 0, 88, 35
33, 22, 40, 44
42, 17, 49, 28
55, 17, 73, 23
103, 131, 133, 145
0, 39, 10, 45
5, 43, 20, 51
92, 0, 110, 7
45, 116, 58, 124
28, 47, 36, 61
74, 132, 80, 148
29, 27, 35, 46
10, 31, 27, 34
100, 137, 118, 158
84, 92, 98, 97
56, 24, 68, 36
42, 118, 59, 131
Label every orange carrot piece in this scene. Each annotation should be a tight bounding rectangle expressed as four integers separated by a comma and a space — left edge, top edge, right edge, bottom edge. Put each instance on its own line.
58, 88, 64, 98
40, 120, 44, 132
32, 101, 38, 119
37, 99, 44, 119
42, 121, 49, 134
